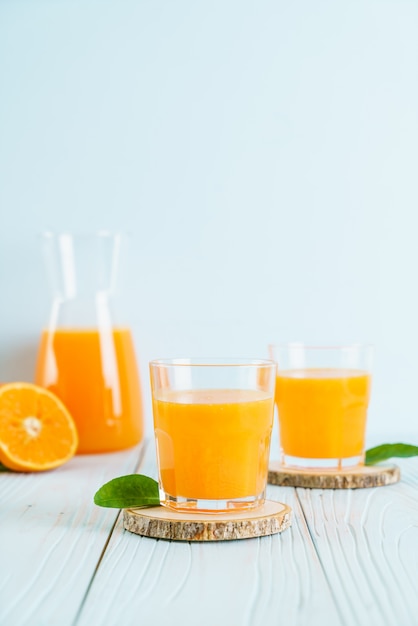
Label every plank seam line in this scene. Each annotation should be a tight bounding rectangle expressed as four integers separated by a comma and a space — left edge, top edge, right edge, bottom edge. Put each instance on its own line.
134, 438, 151, 474
72, 442, 148, 626
295, 489, 348, 626
72, 510, 122, 626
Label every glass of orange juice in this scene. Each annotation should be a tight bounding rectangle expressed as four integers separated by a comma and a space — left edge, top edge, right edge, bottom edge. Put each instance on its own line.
149, 358, 276, 512
35, 232, 144, 453
269, 344, 373, 470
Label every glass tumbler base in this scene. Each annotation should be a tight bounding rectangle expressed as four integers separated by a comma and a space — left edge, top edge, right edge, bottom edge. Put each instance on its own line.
281, 452, 364, 471
159, 490, 266, 514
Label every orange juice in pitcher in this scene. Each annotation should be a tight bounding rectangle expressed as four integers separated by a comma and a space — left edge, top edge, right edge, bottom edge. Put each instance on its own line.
35, 232, 144, 453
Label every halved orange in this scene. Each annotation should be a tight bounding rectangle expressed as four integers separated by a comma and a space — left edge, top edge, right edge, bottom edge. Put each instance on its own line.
0, 382, 78, 472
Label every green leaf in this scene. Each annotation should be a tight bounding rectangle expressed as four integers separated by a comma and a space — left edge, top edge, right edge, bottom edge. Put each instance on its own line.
0, 462, 11, 472
94, 474, 160, 509
365, 443, 418, 465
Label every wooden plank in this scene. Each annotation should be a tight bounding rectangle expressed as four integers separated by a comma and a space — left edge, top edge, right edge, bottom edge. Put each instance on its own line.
78, 442, 341, 626
296, 458, 418, 626
0, 445, 143, 626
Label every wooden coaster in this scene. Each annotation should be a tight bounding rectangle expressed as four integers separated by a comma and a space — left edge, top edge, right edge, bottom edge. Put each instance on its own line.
123, 500, 292, 542
268, 461, 400, 489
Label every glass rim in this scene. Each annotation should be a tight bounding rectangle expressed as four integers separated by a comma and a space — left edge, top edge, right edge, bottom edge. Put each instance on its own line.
149, 357, 276, 368
269, 342, 374, 352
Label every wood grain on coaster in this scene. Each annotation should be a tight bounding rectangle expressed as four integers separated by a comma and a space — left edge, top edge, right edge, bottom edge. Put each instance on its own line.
268, 462, 400, 489
123, 499, 292, 541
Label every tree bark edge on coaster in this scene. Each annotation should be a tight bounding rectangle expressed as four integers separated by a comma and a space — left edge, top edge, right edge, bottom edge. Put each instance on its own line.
123, 499, 292, 541
268, 462, 400, 489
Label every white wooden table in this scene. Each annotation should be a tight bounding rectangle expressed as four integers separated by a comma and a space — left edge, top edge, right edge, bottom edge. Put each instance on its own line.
1, 441, 417, 626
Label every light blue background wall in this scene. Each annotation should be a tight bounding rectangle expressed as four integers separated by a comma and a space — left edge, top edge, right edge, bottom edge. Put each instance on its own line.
1, 0, 417, 440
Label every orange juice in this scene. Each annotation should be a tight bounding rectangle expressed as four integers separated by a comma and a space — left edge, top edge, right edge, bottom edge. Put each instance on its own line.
35, 327, 143, 453
153, 389, 274, 501
275, 369, 371, 461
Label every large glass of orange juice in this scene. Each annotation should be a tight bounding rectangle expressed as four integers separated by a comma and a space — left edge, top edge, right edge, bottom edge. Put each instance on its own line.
150, 358, 276, 512
35, 232, 144, 453
269, 344, 373, 470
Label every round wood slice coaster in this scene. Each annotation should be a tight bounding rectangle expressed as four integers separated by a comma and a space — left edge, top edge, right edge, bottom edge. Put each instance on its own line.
123, 500, 292, 542
268, 461, 400, 489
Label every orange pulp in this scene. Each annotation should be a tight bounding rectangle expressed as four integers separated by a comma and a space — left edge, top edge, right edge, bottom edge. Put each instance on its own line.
35, 327, 143, 453
275, 369, 371, 460
152, 389, 274, 501
0, 382, 78, 472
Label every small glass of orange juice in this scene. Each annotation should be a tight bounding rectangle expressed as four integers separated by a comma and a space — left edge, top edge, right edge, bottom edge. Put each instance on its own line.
269, 344, 373, 470
149, 358, 276, 512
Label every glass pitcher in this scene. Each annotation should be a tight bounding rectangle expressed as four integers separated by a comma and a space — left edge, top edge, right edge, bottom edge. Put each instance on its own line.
34, 232, 144, 453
